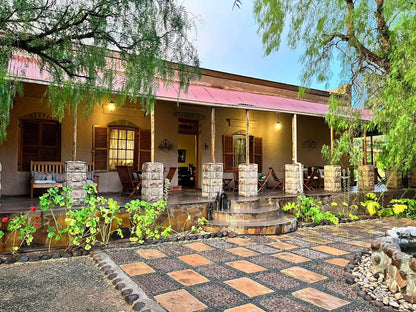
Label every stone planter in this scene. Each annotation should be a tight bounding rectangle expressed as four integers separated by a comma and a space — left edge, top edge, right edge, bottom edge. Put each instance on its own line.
357, 165, 375, 192
387, 169, 402, 189
238, 163, 258, 197
202, 163, 223, 198
285, 163, 303, 195
324, 165, 341, 192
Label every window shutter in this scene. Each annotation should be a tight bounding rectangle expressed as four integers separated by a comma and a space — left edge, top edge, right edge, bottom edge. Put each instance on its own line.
254, 137, 262, 172
139, 129, 151, 170
93, 126, 108, 171
223, 135, 233, 172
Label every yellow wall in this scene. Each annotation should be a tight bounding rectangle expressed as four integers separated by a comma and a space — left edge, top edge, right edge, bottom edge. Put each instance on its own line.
178, 134, 196, 168
0, 83, 331, 195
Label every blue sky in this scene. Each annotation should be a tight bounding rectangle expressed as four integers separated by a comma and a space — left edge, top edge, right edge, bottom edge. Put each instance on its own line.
181, 0, 340, 91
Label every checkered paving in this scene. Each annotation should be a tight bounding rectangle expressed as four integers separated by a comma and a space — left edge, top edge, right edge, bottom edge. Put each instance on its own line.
105, 218, 415, 311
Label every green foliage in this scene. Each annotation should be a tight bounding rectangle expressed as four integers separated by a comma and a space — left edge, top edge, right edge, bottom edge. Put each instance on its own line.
331, 201, 359, 221
360, 193, 416, 219
4, 212, 39, 255
125, 199, 172, 244
361, 193, 381, 216
283, 195, 339, 225
253, 0, 416, 171
0, 0, 199, 142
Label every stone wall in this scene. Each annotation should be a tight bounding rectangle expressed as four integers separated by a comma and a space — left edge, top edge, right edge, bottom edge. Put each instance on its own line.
324, 165, 341, 192
358, 165, 375, 192
285, 163, 303, 194
387, 169, 402, 189
64, 161, 87, 204
202, 163, 223, 198
141, 162, 164, 202
238, 164, 258, 197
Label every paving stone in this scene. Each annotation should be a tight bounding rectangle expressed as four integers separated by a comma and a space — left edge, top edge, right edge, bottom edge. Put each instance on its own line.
224, 303, 266, 312
325, 258, 350, 267
292, 248, 330, 259
196, 263, 238, 279
106, 249, 142, 265
250, 255, 291, 269
226, 247, 260, 258
225, 277, 273, 297
136, 249, 167, 259
301, 237, 333, 244
268, 241, 298, 250
281, 266, 327, 283
259, 295, 318, 312
243, 235, 274, 244
158, 244, 194, 257
191, 284, 243, 307
177, 254, 213, 267
272, 252, 310, 263
312, 245, 349, 256
292, 287, 350, 310
154, 289, 207, 312
329, 243, 368, 253
185, 242, 214, 252
227, 237, 255, 246
206, 239, 235, 249
246, 244, 280, 254
346, 240, 372, 248
168, 269, 209, 286
119, 262, 155, 277
202, 250, 239, 262
282, 239, 318, 248
323, 280, 361, 300
146, 257, 186, 272
255, 271, 301, 290
226, 260, 266, 273
132, 273, 179, 295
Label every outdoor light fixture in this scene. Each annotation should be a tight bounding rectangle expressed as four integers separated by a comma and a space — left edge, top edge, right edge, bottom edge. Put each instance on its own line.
275, 113, 281, 129
108, 100, 115, 112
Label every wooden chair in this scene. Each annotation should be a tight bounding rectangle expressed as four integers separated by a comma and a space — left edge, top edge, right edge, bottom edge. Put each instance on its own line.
258, 168, 273, 192
270, 167, 284, 191
303, 168, 318, 192
116, 165, 142, 198
232, 167, 239, 192
165, 167, 177, 182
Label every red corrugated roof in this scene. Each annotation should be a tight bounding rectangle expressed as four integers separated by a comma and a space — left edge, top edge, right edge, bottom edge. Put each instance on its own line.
8, 54, 372, 119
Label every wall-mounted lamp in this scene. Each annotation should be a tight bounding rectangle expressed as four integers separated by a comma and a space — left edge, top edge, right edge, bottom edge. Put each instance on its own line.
204, 143, 209, 151
108, 100, 115, 112
159, 138, 173, 150
275, 113, 281, 130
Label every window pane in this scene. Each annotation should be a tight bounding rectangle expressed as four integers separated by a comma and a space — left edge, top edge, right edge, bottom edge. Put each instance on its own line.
118, 130, 126, 139
108, 127, 136, 170
127, 140, 134, 150
110, 129, 118, 139
119, 140, 126, 149
127, 130, 135, 140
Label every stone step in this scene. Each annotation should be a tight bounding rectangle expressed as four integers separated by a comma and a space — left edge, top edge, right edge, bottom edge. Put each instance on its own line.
212, 207, 281, 223
229, 198, 260, 210
204, 214, 297, 235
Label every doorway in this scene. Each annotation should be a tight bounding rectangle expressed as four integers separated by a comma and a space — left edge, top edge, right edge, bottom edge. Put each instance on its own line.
178, 119, 198, 188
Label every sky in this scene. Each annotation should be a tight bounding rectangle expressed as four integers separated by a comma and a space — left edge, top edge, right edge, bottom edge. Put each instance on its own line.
180, 0, 339, 92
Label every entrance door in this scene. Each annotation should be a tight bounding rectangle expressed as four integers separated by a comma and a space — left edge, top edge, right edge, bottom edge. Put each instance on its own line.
178, 119, 198, 188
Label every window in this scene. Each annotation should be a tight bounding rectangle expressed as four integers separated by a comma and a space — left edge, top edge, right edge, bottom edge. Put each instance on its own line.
19, 119, 61, 171
93, 125, 150, 171
223, 134, 262, 172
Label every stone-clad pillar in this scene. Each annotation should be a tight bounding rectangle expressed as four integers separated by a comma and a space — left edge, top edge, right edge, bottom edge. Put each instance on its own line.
141, 162, 164, 202
386, 169, 401, 189
202, 163, 223, 198
238, 163, 258, 197
64, 161, 87, 204
358, 165, 375, 192
285, 163, 303, 194
324, 165, 342, 192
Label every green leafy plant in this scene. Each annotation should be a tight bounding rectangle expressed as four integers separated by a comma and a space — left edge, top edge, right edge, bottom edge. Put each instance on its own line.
390, 198, 416, 219
331, 201, 359, 221
283, 195, 339, 225
360, 193, 381, 216
2, 207, 40, 254
125, 199, 172, 244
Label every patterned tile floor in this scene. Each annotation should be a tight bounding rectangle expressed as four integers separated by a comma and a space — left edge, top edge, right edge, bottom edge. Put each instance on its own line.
105, 218, 416, 312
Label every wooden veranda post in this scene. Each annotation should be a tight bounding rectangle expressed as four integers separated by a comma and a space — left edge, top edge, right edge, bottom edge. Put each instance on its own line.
330, 127, 334, 158
72, 105, 77, 161
363, 129, 367, 165
292, 114, 298, 163
211, 108, 215, 163
151, 107, 155, 162
371, 135, 374, 165
246, 109, 249, 164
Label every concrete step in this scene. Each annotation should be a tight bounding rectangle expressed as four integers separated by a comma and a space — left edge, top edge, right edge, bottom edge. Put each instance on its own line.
204, 214, 297, 235
212, 206, 281, 223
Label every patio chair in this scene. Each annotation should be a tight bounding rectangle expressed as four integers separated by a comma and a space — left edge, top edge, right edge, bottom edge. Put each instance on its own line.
116, 165, 142, 198
232, 167, 239, 192
258, 168, 273, 192
165, 167, 177, 183
303, 167, 318, 192
270, 167, 284, 191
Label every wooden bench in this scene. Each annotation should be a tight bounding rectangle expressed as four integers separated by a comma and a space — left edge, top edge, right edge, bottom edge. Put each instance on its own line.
30, 161, 99, 199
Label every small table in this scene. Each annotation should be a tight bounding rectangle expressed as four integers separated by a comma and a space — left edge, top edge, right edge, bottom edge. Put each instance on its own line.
223, 178, 233, 191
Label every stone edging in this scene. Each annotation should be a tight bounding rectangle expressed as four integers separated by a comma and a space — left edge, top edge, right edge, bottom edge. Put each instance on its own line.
91, 249, 166, 312
344, 249, 416, 311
